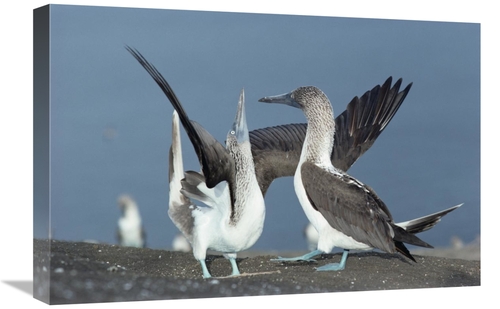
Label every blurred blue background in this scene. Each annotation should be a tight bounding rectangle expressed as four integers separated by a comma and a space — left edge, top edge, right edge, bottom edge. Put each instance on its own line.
35, 4, 480, 252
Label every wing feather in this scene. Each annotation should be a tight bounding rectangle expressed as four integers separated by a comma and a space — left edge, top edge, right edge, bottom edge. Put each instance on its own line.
126, 46, 235, 190
251, 77, 412, 195
300, 161, 396, 253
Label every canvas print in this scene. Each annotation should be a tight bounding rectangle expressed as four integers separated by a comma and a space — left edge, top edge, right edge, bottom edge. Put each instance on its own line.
33, 4, 480, 305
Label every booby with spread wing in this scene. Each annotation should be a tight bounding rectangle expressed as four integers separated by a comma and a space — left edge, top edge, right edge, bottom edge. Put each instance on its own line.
250, 77, 412, 196
259, 86, 461, 271
127, 47, 265, 278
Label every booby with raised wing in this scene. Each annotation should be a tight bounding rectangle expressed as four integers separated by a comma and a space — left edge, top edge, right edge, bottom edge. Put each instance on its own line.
116, 194, 146, 248
259, 86, 461, 271
250, 77, 412, 196
127, 47, 265, 278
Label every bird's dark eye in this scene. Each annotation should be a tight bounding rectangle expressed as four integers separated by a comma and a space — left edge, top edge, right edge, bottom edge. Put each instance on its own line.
230, 130, 235, 135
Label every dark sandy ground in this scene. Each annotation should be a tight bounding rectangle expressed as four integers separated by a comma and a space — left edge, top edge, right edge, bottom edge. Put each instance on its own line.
33, 238, 480, 305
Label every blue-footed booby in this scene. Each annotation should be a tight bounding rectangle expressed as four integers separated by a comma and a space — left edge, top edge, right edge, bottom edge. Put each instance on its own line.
259, 86, 461, 271
117, 194, 146, 248
127, 47, 265, 278
250, 77, 412, 196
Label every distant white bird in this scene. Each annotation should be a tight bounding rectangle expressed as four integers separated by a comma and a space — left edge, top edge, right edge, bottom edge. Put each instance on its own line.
117, 194, 146, 248
172, 233, 191, 252
303, 223, 319, 251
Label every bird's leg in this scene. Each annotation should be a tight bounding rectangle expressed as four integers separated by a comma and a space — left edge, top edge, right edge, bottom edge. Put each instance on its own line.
199, 259, 212, 278
315, 249, 349, 271
270, 249, 323, 263
224, 253, 241, 276
229, 257, 240, 276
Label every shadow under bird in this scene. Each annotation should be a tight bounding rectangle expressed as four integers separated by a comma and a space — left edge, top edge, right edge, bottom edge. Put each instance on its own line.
259, 86, 462, 271
127, 47, 265, 278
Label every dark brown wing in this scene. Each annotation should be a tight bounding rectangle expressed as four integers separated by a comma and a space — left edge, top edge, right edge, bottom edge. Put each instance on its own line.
332, 77, 412, 171
126, 46, 235, 190
301, 162, 432, 260
300, 161, 397, 253
250, 123, 307, 195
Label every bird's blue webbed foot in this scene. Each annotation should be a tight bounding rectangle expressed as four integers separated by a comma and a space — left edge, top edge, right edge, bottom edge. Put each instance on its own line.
315, 249, 349, 271
271, 249, 323, 263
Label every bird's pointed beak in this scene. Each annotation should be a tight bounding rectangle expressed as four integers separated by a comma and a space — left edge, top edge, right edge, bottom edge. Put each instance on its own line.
231, 89, 249, 143
258, 91, 301, 109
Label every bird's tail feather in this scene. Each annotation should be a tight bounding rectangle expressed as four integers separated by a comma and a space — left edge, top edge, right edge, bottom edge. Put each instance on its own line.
396, 204, 462, 234
393, 225, 434, 249
394, 241, 416, 262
